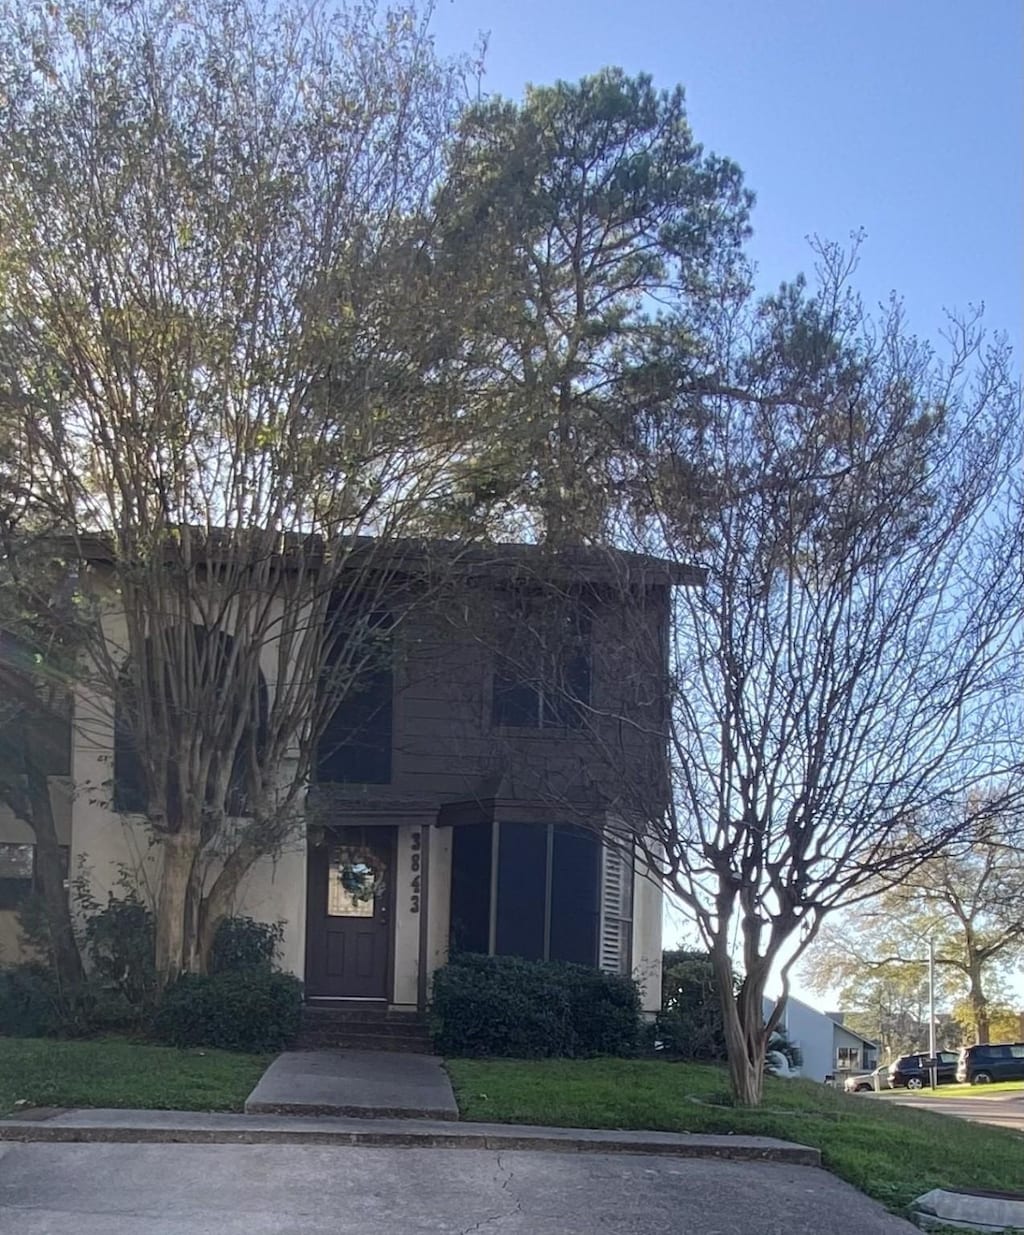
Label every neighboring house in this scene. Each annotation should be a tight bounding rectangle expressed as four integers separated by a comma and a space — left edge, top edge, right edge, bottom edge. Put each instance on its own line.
0, 798, 70, 962
764, 995, 878, 1082
0, 543, 693, 1015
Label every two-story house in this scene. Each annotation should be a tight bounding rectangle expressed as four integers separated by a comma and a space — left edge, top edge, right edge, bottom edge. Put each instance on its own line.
1, 543, 696, 1016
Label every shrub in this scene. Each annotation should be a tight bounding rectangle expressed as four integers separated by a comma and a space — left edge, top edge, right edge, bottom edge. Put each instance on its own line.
76, 883, 157, 1017
431, 953, 641, 1058
563, 964, 642, 1056
0, 963, 67, 1037
152, 970, 302, 1053
656, 949, 728, 1061
209, 916, 283, 975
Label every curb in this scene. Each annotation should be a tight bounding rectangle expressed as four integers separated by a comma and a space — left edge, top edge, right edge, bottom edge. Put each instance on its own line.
0, 1115, 821, 1166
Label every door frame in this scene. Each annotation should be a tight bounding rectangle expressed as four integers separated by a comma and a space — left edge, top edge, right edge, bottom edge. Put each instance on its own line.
304, 824, 397, 1002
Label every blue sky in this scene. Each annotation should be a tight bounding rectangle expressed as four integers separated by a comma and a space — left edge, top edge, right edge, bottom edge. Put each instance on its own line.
431, 1, 1023, 1011
431, 0, 1023, 354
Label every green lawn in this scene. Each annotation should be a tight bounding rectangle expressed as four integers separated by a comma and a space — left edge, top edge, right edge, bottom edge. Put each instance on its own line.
0, 1037, 268, 1116
881, 1080, 1024, 1098
446, 1058, 1024, 1214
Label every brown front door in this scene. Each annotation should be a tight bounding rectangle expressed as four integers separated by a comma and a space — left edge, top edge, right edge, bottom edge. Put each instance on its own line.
306, 826, 394, 999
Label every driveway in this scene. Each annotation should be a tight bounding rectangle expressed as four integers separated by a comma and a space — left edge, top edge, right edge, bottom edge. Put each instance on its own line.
882, 1090, 1024, 1132
0, 1142, 917, 1234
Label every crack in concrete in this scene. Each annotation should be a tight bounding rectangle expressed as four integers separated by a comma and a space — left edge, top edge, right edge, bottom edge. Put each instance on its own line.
457, 1152, 523, 1235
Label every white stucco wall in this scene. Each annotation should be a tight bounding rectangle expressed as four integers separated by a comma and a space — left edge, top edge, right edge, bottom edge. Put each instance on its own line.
228, 842, 307, 978
68, 590, 310, 969
391, 822, 453, 1008
632, 864, 663, 1015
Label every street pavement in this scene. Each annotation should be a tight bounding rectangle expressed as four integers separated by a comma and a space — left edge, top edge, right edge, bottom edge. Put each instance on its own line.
880, 1090, 1024, 1132
0, 1142, 918, 1234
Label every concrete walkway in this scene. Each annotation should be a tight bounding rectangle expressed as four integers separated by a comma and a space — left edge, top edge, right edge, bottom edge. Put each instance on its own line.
0, 1108, 819, 1164
243, 1050, 459, 1120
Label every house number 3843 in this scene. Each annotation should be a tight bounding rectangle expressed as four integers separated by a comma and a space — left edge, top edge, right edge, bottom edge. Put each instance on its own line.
410, 831, 422, 913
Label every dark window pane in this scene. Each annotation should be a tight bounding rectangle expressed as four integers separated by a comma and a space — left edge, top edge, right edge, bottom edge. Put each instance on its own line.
449, 822, 492, 954
546, 649, 591, 728
113, 716, 148, 813
549, 824, 600, 965
0, 843, 33, 880
493, 604, 591, 730
492, 668, 540, 727
317, 613, 393, 785
114, 626, 266, 814
495, 822, 546, 960
0, 842, 33, 910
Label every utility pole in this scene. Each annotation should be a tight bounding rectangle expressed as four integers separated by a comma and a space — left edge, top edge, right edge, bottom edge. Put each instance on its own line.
928, 936, 937, 1090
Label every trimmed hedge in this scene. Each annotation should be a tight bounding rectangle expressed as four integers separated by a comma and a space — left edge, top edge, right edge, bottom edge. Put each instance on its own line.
431, 953, 641, 1058
152, 970, 302, 1053
209, 917, 283, 975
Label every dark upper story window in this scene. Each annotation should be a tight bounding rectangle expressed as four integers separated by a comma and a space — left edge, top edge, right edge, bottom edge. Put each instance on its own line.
315, 610, 394, 786
492, 605, 591, 729
113, 626, 268, 815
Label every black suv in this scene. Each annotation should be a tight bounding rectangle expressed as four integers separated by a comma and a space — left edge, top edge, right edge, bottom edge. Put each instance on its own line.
888, 1051, 959, 1089
956, 1043, 1024, 1085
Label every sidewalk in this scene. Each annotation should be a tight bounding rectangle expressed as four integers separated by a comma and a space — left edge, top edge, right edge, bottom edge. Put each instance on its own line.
243, 1049, 459, 1121
0, 1106, 821, 1165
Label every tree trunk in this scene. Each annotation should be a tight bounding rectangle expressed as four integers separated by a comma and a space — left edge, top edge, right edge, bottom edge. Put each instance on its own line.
967, 963, 990, 1044
194, 835, 261, 972
154, 830, 197, 987
712, 950, 769, 1107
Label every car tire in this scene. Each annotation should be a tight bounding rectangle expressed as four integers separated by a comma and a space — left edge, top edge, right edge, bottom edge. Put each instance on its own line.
906, 1076, 924, 1090
972, 1072, 993, 1085
855, 1083, 871, 1092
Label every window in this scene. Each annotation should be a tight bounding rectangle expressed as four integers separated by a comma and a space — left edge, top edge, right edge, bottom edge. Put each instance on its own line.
492, 605, 591, 729
450, 821, 609, 968
113, 710, 147, 813
836, 1046, 860, 1070
0, 843, 70, 909
980, 1045, 1010, 1059
316, 611, 394, 785
114, 626, 267, 815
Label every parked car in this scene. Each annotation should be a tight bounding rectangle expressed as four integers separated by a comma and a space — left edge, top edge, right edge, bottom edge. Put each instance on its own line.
844, 1064, 891, 1093
956, 1042, 1024, 1085
888, 1051, 959, 1089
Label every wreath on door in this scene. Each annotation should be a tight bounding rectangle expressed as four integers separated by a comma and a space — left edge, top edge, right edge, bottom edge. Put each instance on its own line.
334, 846, 386, 905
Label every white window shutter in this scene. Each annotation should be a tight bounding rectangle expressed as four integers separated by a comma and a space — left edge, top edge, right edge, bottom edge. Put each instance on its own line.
599, 838, 633, 974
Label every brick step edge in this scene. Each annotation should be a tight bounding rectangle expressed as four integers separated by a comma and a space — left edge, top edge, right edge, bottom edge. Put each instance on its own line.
299, 1019, 431, 1037
301, 1010, 430, 1026
294, 1035, 435, 1054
